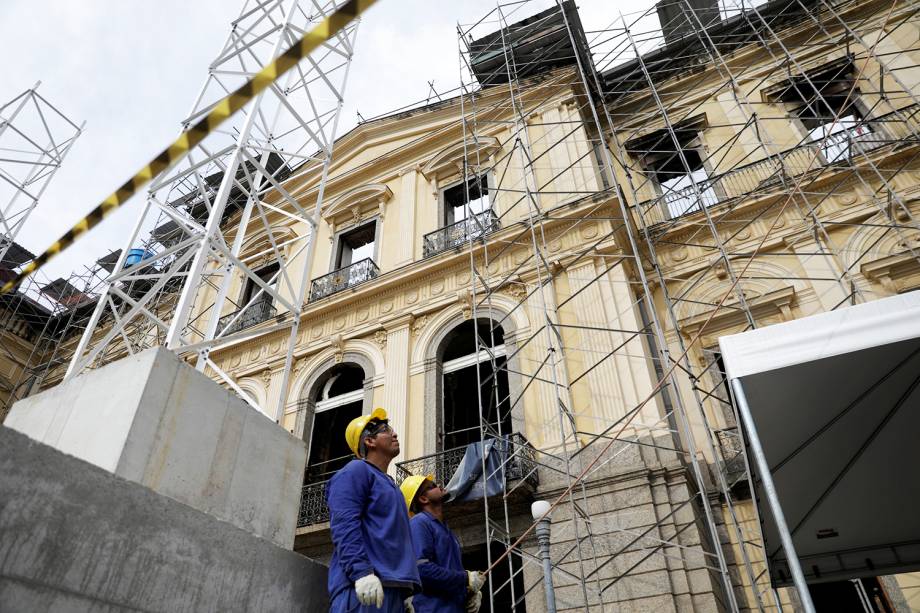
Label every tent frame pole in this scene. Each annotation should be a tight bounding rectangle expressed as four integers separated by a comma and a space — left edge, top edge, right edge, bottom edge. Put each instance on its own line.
730, 378, 816, 613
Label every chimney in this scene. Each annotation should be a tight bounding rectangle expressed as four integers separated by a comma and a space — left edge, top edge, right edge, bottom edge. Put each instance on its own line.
656, 0, 721, 46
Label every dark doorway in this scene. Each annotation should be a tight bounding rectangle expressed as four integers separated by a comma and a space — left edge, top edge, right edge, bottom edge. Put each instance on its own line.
808, 577, 894, 612
440, 319, 511, 451
304, 363, 365, 484
462, 540, 526, 613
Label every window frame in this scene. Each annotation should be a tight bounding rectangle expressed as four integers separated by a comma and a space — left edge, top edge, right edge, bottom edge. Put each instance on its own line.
437, 172, 493, 228
329, 217, 381, 273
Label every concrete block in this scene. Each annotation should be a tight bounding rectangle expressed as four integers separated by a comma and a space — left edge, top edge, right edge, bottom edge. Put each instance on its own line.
6, 347, 306, 548
0, 426, 327, 612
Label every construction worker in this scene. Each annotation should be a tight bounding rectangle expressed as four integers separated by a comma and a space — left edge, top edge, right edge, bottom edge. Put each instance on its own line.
400, 475, 485, 613
327, 408, 420, 612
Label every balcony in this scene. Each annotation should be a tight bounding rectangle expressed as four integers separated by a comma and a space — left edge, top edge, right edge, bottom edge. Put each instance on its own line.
295, 434, 538, 530
298, 479, 331, 528
217, 299, 276, 335
423, 210, 500, 257
395, 432, 538, 494
309, 258, 379, 302
633, 103, 919, 227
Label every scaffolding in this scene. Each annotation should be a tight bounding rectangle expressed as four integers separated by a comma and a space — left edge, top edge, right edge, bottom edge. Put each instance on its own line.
0, 84, 84, 419
446, 0, 920, 610
5, 0, 918, 609
0, 261, 110, 418
63, 0, 361, 419
0, 83, 83, 268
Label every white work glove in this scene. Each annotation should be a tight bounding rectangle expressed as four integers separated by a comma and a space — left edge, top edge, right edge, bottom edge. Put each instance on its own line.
467, 570, 485, 592
355, 573, 384, 608
404, 595, 415, 613
466, 591, 482, 613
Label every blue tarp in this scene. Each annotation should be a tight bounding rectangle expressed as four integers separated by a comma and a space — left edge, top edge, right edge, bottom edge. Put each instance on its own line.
444, 438, 507, 502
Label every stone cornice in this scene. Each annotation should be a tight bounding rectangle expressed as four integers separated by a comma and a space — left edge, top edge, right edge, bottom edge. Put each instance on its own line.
678, 285, 796, 343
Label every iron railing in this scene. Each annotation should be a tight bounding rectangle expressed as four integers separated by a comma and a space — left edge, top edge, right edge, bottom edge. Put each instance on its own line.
217, 299, 276, 335
297, 479, 331, 527
394, 433, 538, 489
423, 210, 500, 257
634, 103, 919, 226
309, 258, 379, 302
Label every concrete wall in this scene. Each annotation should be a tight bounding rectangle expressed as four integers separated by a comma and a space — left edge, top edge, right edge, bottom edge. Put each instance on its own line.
6, 347, 307, 549
0, 426, 328, 613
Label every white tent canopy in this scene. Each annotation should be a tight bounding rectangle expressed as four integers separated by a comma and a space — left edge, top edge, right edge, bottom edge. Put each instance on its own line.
719, 291, 920, 380
718, 290, 920, 590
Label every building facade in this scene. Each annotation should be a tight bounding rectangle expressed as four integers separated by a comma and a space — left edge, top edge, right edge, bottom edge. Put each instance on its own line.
7, 0, 920, 610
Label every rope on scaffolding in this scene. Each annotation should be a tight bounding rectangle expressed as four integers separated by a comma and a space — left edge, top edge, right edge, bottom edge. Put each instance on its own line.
0, 0, 377, 297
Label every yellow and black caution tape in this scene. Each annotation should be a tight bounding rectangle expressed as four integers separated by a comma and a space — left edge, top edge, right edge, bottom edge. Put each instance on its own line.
0, 0, 377, 296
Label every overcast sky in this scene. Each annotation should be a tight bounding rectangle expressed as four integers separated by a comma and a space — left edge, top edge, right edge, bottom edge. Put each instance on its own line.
0, 0, 663, 287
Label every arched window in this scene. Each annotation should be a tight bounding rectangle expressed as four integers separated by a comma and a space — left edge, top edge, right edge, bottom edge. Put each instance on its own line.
438, 319, 511, 451
302, 363, 366, 484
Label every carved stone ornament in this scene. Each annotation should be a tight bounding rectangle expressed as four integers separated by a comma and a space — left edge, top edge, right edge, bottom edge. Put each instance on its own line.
458, 289, 474, 320
330, 334, 345, 363
411, 314, 429, 337
374, 329, 387, 349
260, 369, 273, 387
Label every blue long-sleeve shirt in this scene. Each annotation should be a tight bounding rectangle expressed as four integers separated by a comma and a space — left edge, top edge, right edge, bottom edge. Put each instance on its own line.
410, 511, 467, 613
326, 459, 420, 602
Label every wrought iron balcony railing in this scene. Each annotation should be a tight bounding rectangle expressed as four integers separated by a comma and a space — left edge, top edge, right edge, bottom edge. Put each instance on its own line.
309, 258, 379, 302
298, 479, 330, 527
217, 299, 276, 335
423, 210, 500, 257
295, 433, 538, 528
634, 103, 919, 226
394, 432, 538, 490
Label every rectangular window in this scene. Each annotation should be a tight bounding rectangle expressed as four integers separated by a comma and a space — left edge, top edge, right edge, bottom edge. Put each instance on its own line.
645, 138, 718, 218
769, 57, 873, 163
242, 262, 279, 307
442, 174, 490, 226
626, 119, 719, 219
334, 221, 376, 269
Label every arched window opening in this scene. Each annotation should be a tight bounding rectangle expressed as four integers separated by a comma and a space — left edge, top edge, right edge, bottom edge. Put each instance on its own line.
440, 319, 511, 451
303, 363, 365, 484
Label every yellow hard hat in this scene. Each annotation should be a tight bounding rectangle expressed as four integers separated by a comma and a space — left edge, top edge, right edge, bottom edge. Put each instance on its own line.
345, 407, 388, 457
399, 474, 435, 516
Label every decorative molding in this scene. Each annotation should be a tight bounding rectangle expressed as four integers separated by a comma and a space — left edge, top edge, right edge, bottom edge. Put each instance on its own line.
861, 252, 920, 294
330, 334, 345, 363
679, 286, 796, 343
373, 329, 388, 349
259, 368, 273, 387
322, 183, 393, 222
420, 136, 501, 180
411, 314, 428, 337
458, 289, 473, 320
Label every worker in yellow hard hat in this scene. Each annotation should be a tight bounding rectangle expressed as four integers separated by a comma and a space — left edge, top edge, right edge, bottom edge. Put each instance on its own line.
400, 476, 485, 613
327, 408, 421, 612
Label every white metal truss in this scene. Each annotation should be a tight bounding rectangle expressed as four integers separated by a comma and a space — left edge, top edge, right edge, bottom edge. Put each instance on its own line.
65, 0, 360, 418
0, 83, 83, 268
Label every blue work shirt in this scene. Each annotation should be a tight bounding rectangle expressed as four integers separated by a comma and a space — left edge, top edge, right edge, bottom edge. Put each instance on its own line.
410, 511, 467, 613
326, 459, 420, 602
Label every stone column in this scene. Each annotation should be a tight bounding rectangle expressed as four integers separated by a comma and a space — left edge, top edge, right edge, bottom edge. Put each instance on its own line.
396, 166, 419, 266
783, 235, 849, 312
383, 315, 412, 466
522, 278, 572, 451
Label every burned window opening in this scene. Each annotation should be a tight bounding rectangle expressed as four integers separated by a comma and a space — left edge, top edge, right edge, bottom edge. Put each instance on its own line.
304, 363, 366, 485
440, 319, 511, 452
334, 221, 376, 269
442, 174, 491, 226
